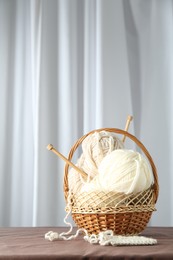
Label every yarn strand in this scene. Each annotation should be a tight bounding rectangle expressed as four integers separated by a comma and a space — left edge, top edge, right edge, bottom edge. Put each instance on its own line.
45, 192, 88, 242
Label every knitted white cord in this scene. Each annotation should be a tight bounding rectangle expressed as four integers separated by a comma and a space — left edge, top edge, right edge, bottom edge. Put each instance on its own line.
45, 227, 87, 241
45, 192, 88, 242
45, 227, 157, 246
84, 230, 157, 246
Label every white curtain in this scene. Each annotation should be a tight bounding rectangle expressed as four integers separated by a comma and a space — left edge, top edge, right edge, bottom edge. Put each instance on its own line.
0, 0, 173, 227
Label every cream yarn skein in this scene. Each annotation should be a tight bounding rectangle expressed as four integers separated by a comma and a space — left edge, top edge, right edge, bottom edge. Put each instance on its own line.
97, 149, 154, 194
80, 131, 124, 178
68, 131, 124, 193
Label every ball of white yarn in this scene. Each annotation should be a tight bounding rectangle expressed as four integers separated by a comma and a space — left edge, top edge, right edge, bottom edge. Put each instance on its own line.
97, 149, 154, 194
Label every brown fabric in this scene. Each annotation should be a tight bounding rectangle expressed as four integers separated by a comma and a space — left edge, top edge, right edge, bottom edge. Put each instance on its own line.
0, 227, 172, 259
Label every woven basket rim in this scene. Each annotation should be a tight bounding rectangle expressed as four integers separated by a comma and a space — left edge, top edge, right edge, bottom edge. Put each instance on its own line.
66, 186, 156, 214
69, 205, 156, 214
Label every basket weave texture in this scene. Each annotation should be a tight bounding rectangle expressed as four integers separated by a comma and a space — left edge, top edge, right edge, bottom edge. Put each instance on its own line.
64, 128, 159, 235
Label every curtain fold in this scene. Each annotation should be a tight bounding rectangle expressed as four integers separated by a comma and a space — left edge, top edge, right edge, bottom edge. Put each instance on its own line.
0, 0, 173, 227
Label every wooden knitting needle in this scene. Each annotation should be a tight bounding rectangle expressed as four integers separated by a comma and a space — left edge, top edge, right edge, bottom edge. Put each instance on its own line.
122, 115, 133, 142
47, 144, 87, 179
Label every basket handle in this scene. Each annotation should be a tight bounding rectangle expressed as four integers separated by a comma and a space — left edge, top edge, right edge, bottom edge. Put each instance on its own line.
63, 128, 159, 203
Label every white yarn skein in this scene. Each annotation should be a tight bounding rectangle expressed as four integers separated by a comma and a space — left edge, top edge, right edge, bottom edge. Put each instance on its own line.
68, 131, 124, 193
81, 131, 124, 178
97, 149, 154, 194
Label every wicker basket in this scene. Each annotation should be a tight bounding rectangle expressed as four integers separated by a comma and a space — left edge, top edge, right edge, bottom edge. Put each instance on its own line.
63, 128, 159, 235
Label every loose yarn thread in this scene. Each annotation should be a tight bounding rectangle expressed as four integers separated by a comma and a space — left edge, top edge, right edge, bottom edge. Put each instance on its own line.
45, 207, 157, 246
45, 191, 87, 242
45, 228, 157, 246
